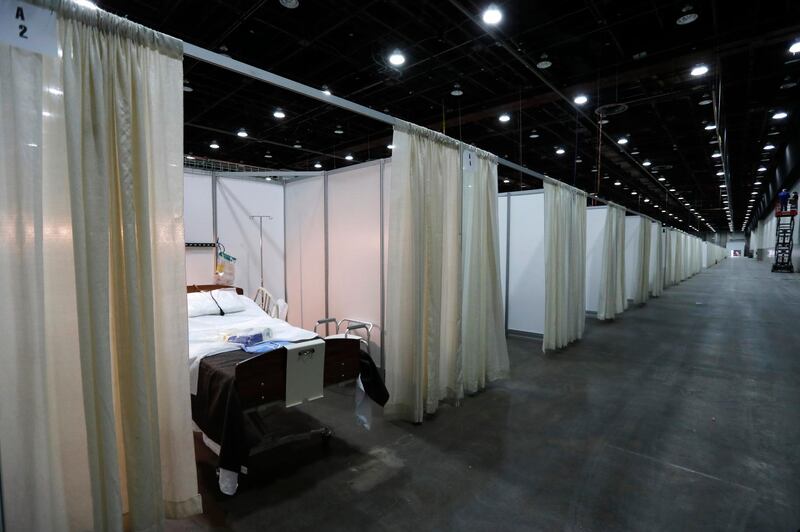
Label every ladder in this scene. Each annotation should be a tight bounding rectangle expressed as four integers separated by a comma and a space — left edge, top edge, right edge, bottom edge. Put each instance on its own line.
772, 209, 796, 273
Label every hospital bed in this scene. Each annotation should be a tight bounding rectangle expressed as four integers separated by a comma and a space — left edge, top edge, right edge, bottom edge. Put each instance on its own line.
186, 285, 387, 495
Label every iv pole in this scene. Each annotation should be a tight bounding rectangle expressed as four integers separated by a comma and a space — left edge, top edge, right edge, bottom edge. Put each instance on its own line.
250, 215, 273, 288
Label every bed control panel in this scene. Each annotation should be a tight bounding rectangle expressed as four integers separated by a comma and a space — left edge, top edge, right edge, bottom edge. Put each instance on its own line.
284, 339, 326, 407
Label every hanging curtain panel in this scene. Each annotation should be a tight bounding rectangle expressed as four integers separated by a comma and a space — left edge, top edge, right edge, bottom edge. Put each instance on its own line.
633, 216, 651, 304
543, 182, 587, 351
597, 204, 627, 320
0, 4, 200, 531
461, 149, 510, 393
650, 223, 665, 297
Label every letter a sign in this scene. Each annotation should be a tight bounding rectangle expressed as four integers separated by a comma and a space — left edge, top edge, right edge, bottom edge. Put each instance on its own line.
0, 0, 58, 56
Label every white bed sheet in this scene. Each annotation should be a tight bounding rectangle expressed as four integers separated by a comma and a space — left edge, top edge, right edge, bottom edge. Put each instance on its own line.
188, 295, 317, 393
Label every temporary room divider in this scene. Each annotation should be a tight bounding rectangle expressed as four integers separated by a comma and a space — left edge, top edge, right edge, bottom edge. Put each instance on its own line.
543, 181, 587, 350
597, 204, 627, 320
0, 4, 200, 531
384, 122, 509, 423
585, 206, 608, 314
630, 216, 652, 304
650, 222, 665, 297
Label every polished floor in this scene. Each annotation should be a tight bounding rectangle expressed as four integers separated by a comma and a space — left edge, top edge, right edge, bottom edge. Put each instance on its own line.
171, 258, 800, 531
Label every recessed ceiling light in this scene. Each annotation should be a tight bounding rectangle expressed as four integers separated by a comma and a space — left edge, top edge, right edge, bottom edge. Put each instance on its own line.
209, 141, 220, 149
345, 154, 354, 161
772, 111, 788, 120
498, 113, 511, 122
704, 124, 716, 130
614, 180, 622, 186
236, 128, 248, 138
574, 94, 588, 105
450, 83, 464, 96
643, 160, 652, 166
482, 4, 502, 24
764, 143, 775, 150
314, 162, 322, 169
387, 144, 395, 150
617, 137, 628, 145
790, 41, 800, 54
555, 147, 565, 155
388, 50, 406, 66
536, 53, 552, 69
273, 110, 286, 119
691, 64, 709, 76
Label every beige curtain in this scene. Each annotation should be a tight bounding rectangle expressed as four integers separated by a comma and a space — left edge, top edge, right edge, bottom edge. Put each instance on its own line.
633, 216, 651, 305
543, 182, 587, 350
0, 3, 200, 531
597, 204, 627, 320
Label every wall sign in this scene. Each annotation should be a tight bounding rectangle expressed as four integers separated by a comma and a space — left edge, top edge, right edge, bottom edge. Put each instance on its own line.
0, 0, 58, 57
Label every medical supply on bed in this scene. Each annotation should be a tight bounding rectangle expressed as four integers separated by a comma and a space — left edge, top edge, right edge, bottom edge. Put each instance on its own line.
224, 327, 273, 346
242, 340, 291, 354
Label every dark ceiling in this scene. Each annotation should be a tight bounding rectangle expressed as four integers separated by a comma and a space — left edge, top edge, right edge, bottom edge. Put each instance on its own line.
97, 0, 800, 234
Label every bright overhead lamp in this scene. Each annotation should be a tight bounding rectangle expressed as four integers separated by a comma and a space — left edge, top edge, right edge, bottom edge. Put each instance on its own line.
772, 111, 788, 120
264, 152, 273, 158
711, 152, 721, 158
757, 166, 766, 172
273, 110, 286, 119
388, 50, 406, 66
617, 137, 628, 145
790, 41, 800, 54
236, 128, 248, 138
751, 191, 758, 195
387, 144, 395, 150
764, 143, 776, 150
555, 147, 566, 155
690, 64, 709, 76
658, 177, 666, 182
503, 178, 510, 184
322, 85, 332, 96
644, 198, 651, 203
209, 141, 220, 149
631, 191, 638, 195
716, 171, 724, 176
450, 84, 464, 96
704, 124, 716, 130
574, 94, 588, 105
669, 188, 676, 192
749, 199, 755, 203
314, 162, 322, 169
498, 113, 511, 122
529, 130, 540, 138
293, 142, 302, 148
185, 155, 195, 160
536, 53, 552, 70
754, 180, 762, 185
643, 160, 652, 167
613, 180, 622, 186
482, 4, 502, 24
345, 154, 354, 161
334, 126, 344, 134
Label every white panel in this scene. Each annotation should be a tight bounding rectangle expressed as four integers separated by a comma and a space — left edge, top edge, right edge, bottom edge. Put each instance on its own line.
328, 163, 382, 356
702, 241, 709, 268
585, 206, 608, 313
285, 176, 326, 331
624, 216, 640, 300
497, 194, 508, 310
217, 178, 285, 300
507, 193, 545, 334
184, 171, 215, 285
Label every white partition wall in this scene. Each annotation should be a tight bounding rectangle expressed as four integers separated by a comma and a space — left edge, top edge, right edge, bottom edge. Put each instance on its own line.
285, 176, 327, 331
327, 162, 384, 356
217, 177, 285, 300
498, 195, 508, 312
506, 192, 546, 335
184, 171, 217, 285
624, 215, 641, 302
585, 206, 608, 313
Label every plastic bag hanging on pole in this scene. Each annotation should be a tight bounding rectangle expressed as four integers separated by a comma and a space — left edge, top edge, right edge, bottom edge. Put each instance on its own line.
216, 244, 237, 286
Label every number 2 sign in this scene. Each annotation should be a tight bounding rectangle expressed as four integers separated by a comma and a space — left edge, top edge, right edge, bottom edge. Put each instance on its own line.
0, 0, 58, 57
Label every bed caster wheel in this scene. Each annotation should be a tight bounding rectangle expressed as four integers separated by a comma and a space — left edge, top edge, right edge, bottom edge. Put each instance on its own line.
321, 429, 333, 447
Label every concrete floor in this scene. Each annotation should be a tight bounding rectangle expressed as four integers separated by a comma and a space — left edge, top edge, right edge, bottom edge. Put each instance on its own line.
170, 258, 800, 531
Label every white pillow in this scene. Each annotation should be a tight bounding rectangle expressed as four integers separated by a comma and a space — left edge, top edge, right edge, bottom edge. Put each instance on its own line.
211, 288, 246, 314
187, 292, 219, 317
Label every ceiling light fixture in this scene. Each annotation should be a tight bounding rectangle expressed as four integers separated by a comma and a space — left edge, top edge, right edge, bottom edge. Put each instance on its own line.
772, 111, 788, 120
704, 124, 716, 130
293, 142, 302, 148
264, 152, 272, 158
321, 85, 332, 96
754, 180, 762, 185
482, 4, 502, 24
758, 166, 766, 172
387, 144, 395, 150
536, 53, 552, 70
690, 64, 709, 76
643, 160, 652, 167
676, 5, 698, 25
273, 110, 286, 119
450, 83, 464, 96
617, 137, 629, 145
236, 128, 248, 138
614, 180, 622, 186
658, 177, 666, 182
644, 198, 651, 203
764, 143, 775, 150
314, 162, 322, 169
503, 178, 510, 184
498, 113, 511, 123
711, 152, 721, 158
574, 94, 588, 105
529, 130, 540, 139
345, 154, 354, 161
334, 126, 344, 134
209, 141, 220, 149
719, 184, 726, 188
631, 191, 638, 195
388, 50, 406, 66
555, 147, 566, 155
790, 41, 800, 54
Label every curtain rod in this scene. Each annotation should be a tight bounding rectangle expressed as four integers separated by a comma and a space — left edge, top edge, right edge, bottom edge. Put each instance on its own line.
183, 42, 699, 235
